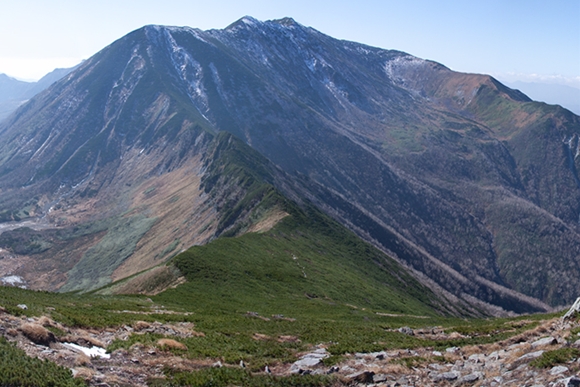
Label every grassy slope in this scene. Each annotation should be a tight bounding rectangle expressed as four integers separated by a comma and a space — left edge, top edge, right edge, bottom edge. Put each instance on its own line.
164, 131, 444, 316
164, 205, 441, 317
0, 132, 554, 386
0, 282, 552, 386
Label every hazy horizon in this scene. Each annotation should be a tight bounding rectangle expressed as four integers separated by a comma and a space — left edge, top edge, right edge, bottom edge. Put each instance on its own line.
1, 0, 578, 87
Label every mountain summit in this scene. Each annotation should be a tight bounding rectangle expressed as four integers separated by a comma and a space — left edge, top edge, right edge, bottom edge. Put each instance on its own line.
0, 17, 578, 314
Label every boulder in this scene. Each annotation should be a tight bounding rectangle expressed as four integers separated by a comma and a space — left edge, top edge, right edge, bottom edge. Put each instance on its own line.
563, 297, 580, 320
290, 348, 329, 374
507, 350, 544, 370
550, 366, 569, 375
430, 371, 460, 382
347, 371, 375, 384
373, 374, 388, 383
457, 372, 483, 384
531, 336, 557, 348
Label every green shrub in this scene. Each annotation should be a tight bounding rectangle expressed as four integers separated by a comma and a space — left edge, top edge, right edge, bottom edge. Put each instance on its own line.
530, 347, 580, 368
0, 336, 84, 387
168, 367, 332, 387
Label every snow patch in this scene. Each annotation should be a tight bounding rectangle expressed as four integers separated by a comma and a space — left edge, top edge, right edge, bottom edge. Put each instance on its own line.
62, 342, 110, 359
240, 16, 258, 26
384, 55, 426, 80
164, 30, 210, 118
1, 275, 25, 287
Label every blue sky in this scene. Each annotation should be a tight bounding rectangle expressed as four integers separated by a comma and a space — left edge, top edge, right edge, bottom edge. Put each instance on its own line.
1, 0, 579, 88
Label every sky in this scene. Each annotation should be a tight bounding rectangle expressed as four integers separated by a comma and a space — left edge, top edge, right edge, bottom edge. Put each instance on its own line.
1, 0, 579, 90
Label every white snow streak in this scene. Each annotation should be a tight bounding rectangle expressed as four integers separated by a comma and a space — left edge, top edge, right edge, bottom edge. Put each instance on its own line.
62, 343, 110, 359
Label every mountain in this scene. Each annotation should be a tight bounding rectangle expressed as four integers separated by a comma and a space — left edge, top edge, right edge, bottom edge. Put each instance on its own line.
0, 74, 30, 120
0, 67, 76, 122
504, 80, 580, 115
0, 17, 579, 314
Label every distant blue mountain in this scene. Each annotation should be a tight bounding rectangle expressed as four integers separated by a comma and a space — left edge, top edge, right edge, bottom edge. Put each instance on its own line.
505, 80, 580, 115
0, 67, 76, 121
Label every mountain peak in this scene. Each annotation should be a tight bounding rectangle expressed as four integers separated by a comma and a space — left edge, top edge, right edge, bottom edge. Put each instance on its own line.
271, 17, 300, 27
224, 16, 306, 33
225, 16, 261, 31
0, 15, 577, 313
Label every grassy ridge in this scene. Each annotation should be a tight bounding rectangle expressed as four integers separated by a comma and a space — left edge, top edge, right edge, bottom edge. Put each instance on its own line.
169, 207, 440, 316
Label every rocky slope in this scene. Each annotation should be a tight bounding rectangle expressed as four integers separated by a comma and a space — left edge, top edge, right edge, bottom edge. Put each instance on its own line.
0, 17, 578, 312
2, 300, 580, 386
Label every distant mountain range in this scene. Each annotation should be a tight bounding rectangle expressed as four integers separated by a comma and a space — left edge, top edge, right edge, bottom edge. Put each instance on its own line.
0, 16, 578, 315
0, 67, 76, 121
503, 80, 580, 115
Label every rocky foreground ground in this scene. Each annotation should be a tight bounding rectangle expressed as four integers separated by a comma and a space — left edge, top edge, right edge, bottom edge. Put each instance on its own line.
1, 303, 580, 386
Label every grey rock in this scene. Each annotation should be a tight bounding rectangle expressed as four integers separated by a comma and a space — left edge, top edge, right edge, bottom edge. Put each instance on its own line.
373, 373, 388, 383
16, 304, 27, 310
432, 350, 442, 356
550, 365, 569, 375
341, 365, 356, 373
298, 356, 325, 366
488, 350, 504, 361
563, 297, 580, 320
531, 336, 557, 348
370, 350, 387, 360
567, 376, 580, 387
398, 326, 414, 335
457, 372, 483, 384
507, 351, 544, 370
451, 360, 464, 371
290, 349, 329, 373
430, 371, 460, 382
347, 370, 375, 384
507, 342, 525, 350
468, 353, 484, 363
446, 346, 460, 353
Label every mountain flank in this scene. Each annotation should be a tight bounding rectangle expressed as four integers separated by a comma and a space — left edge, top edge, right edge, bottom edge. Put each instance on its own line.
0, 17, 578, 315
